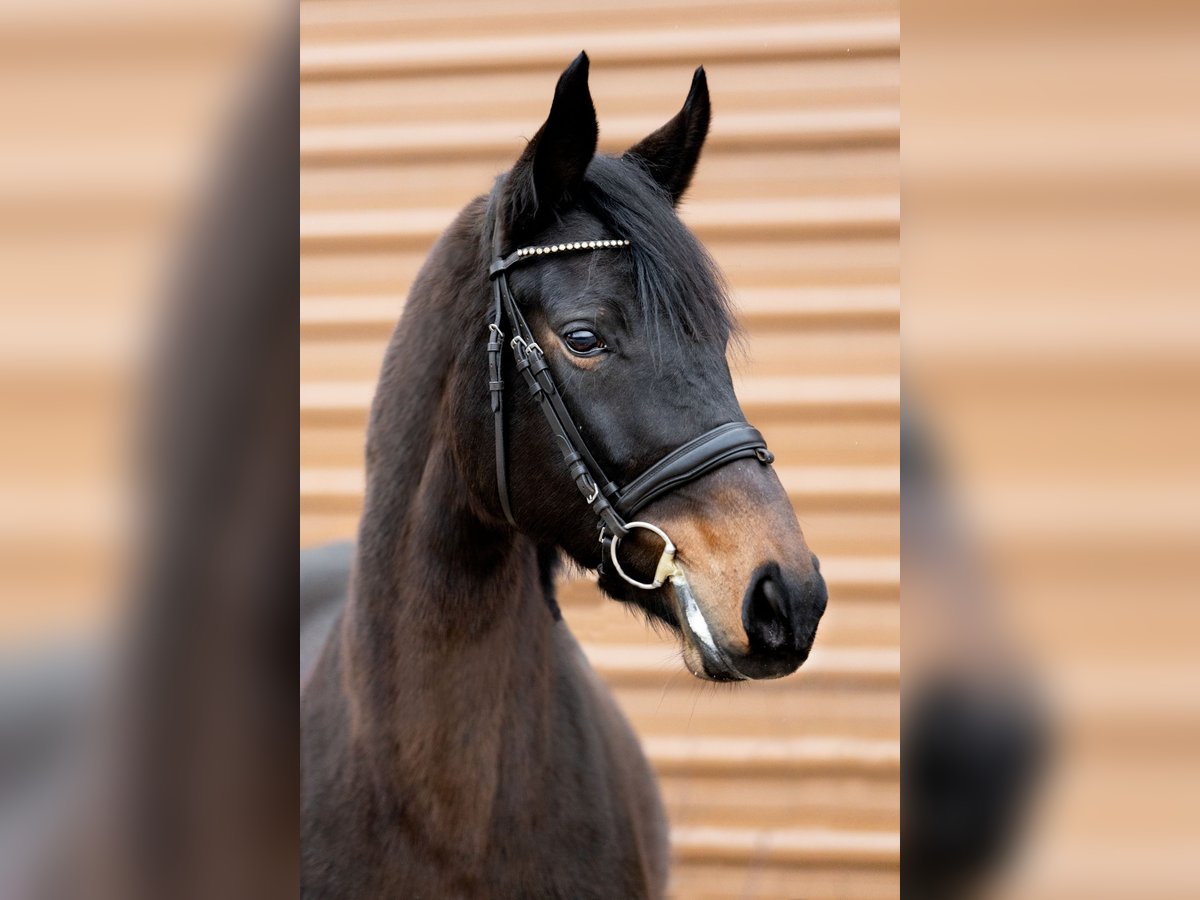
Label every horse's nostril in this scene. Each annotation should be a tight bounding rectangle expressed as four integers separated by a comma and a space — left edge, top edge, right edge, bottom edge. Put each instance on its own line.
745, 565, 792, 651
743, 562, 828, 660
760, 577, 787, 622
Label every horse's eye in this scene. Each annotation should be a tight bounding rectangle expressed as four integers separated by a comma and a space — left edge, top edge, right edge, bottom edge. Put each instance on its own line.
563, 329, 605, 356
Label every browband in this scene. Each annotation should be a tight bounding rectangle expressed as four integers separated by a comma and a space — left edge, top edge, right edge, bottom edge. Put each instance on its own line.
486, 195, 775, 587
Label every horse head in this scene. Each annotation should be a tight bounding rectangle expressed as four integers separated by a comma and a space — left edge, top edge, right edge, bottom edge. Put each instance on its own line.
451, 52, 826, 681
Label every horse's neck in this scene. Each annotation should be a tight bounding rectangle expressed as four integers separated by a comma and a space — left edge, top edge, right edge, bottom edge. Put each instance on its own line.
339, 276, 560, 836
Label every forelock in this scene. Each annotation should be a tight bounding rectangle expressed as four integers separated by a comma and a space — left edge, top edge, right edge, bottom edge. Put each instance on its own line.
578, 155, 735, 359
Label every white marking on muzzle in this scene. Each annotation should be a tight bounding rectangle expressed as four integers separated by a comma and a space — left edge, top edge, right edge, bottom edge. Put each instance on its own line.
681, 586, 719, 655
670, 564, 749, 681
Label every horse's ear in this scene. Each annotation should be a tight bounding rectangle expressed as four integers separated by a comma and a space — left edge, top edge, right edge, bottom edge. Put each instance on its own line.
504, 51, 598, 236
623, 66, 711, 205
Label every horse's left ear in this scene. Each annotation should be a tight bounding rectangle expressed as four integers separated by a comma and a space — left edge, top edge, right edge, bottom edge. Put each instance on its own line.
623, 66, 711, 204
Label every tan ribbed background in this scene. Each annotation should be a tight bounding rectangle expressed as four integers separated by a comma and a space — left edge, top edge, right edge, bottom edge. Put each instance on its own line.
300, 1, 899, 897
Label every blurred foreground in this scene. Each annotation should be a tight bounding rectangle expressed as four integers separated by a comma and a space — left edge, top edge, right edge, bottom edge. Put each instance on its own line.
905, 1, 1200, 896
0, 2, 295, 898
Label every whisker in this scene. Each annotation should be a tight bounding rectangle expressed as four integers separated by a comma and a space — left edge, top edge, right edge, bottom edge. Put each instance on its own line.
685, 681, 702, 735
654, 666, 682, 717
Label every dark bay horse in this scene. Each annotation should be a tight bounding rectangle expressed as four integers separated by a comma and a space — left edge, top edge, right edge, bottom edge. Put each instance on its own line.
301, 53, 827, 899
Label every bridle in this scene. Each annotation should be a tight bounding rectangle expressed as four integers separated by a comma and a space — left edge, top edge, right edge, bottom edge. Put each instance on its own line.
486, 198, 775, 590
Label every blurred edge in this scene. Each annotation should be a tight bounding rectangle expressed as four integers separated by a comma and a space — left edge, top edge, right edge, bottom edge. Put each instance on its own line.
905, 0, 1200, 897
0, 2, 297, 899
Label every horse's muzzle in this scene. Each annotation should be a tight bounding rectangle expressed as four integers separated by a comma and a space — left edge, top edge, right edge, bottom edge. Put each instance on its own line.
680, 558, 827, 682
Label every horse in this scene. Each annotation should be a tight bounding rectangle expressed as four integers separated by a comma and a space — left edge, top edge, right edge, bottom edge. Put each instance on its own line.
300, 52, 828, 899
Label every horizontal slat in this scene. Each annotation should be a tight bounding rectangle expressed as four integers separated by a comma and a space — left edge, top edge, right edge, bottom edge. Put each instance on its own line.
737, 286, 899, 325
302, 108, 899, 164
611, 672, 898, 741
659, 771, 898, 835
734, 375, 900, 417
300, 20, 899, 79
301, 0, 897, 41
671, 826, 898, 867
299, 296, 403, 334
669, 861, 898, 900
647, 733, 898, 776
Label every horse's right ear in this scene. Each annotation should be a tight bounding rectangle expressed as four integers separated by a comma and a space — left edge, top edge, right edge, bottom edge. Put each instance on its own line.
503, 52, 598, 237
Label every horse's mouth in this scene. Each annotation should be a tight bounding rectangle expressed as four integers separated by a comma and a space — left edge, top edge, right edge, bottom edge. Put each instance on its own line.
669, 573, 748, 682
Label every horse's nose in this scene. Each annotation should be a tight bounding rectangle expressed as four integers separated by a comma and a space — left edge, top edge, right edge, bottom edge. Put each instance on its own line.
741, 560, 827, 671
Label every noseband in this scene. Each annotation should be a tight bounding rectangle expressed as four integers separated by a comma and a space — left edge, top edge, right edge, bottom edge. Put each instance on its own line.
486, 205, 775, 590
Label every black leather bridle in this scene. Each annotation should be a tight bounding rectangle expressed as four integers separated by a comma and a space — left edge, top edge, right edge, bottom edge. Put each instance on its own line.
486, 204, 775, 589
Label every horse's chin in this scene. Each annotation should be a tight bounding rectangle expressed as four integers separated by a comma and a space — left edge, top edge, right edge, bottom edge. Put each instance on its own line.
679, 640, 743, 682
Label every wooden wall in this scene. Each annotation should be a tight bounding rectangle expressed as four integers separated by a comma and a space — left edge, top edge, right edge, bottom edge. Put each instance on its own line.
300, 1, 900, 896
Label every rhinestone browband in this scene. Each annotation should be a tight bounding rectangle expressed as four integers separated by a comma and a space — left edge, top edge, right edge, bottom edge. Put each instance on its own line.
514, 238, 631, 258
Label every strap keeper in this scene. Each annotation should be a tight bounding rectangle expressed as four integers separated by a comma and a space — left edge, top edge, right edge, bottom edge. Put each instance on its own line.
599, 508, 627, 538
